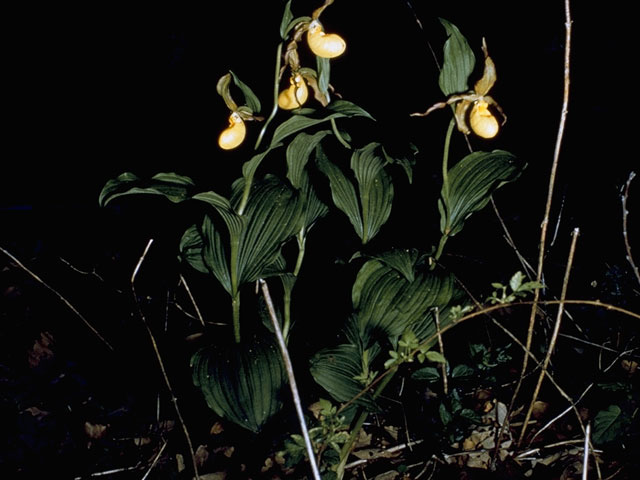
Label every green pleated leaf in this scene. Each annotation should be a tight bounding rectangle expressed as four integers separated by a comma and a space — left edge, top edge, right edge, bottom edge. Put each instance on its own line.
191, 334, 286, 433
351, 143, 394, 244
179, 224, 208, 274
316, 145, 362, 238
352, 252, 456, 338
440, 150, 525, 236
593, 405, 628, 445
309, 343, 379, 411
316, 143, 394, 244
232, 176, 306, 286
270, 100, 373, 148
438, 18, 475, 96
241, 145, 282, 199
230, 70, 261, 113
286, 131, 330, 189
99, 172, 195, 207
201, 214, 233, 293
287, 131, 331, 230
279, 0, 294, 39
316, 56, 331, 99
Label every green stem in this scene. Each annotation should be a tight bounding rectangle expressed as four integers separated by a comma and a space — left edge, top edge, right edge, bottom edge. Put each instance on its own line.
335, 368, 397, 479
254, 42, 283, 151
232, 292, 241, 343
282, 229, 306, 341
430, 117, 456, 270
230, 236, 241, 343
441, 117, 455, 200
432, 233, 449, 267
331, 118, 351, 149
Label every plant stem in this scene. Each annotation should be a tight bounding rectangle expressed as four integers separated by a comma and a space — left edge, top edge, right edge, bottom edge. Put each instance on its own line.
230, 235, 241, 343
282, 229, 307, 340
335, 368, 397, 479
441, 117, 455, 200
254, 42, 283, 151
430, 118, 456, 270
331, 118, 351, 149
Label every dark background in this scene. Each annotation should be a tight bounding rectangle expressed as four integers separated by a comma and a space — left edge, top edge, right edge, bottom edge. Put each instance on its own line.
2, 1, 639, 478
2, 1, 634, 273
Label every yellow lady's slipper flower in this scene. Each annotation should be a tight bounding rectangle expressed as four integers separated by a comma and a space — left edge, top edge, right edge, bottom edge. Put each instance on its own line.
278, 74, 309, 110
306, 19, 346, 58
469, 100, 499, 139
218, 112, 246, 150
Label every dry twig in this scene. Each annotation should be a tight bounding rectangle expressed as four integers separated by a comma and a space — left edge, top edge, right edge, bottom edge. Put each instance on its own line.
518, 227, 580, 446
259, 278, 322, 480
131, 239, 200, 480
621, 171, 640, 286
510, 0, 573, 441
0, 246, 114, 351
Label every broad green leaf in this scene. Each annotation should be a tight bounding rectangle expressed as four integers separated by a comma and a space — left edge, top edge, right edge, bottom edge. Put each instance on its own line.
440, 150, 525, 236
426, 351, 446, 364
286, 131, 331, 229
191, 334, 286, 433
411, 366, 440, 382
316, 145, 362, 238
240, 144, 282, 209
382, 145, 416, 185
509, 271, 524, 292
593, 405, 627, 445
99, 172, 195, 206
438, 18, 475, 96
201, 214, 233, 293
286, 130, 331, 189
279, 0, 294, 39
270, 100, 373, 148
230, 70, 261, 113
232, 176, 306, 286
179, 225, 208, 274
352, 254, 456, 338
317, 143, 395, 244
316, 56, 331, 99
309, 343, 379, 411
351, 143, 394, 244
451, 364, 475, 379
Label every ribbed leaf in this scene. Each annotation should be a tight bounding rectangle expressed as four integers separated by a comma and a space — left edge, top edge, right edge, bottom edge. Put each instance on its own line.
270, 100, 373, 148
309, 343, 378, 411
438, 18, 475, 96
99, 172, 195, 206
351, 143, 394, 243
279, 0, 294, 39
233, 176, 306, 286
352, 253, 456, 338
287, 131, 331, 229
230, 70, 261, 113
201, 214, 233, 293
316, 56, 331, 99
191, 334, 286, 433
316, 145, 363, 239
316, 143, 394, 244
179, 225, 208, 274
440, 150, 525, 236
241, 145, 282, 200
